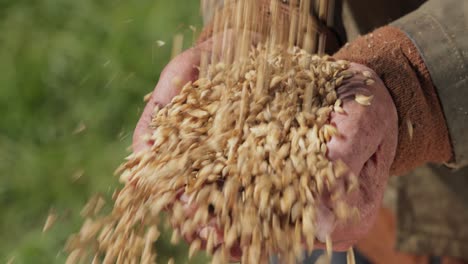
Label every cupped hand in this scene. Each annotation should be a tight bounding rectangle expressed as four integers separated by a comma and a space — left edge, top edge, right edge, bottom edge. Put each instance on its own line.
314, 63, 398, 251
133, 34, 251, 262
133, 38, 398, 256
133, 46, 201, 152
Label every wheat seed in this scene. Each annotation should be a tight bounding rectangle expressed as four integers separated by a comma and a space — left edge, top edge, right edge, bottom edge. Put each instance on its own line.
43, 210, 57, 233
66, 1, 360, 263
347, 248, 356, 264
365, 78, 375, 86
355, 94, 374, 106
362, 71, 372, 78
407, 119, 414, 141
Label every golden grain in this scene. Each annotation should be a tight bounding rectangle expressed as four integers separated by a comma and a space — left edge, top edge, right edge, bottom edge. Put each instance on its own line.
362, 71, 372, 78
407, 119, 414, 141
43, 211, 57, 233
66, 25, 358, 264
316, 254, 330, 264
6, 256, 15, 264
189, 239, 202, 259
365, 78, 375, 86
347, 247, 356, 264
355, 94, 374, 106
143, 92, 153, 102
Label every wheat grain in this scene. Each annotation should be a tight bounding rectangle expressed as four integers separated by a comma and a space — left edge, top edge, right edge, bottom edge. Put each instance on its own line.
355, 94, 374, 106
347, 247, 356, 264
365, 78, 375, 86
66, 1, 360, 263
362, 71, 372, 78
43, 210, 57, 233
407, 119, 414, 141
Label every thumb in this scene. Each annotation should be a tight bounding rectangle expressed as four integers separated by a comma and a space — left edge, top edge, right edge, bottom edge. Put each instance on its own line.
133, 47, 202, 153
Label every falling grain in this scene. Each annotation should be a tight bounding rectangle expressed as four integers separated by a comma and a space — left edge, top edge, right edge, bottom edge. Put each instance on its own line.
189, 239, 201, 259
326, 235, 332, 258
65, 1, 358, 263
144, 92, 153, 102
315, 253, 330, 264
73, 122, 87, 135
171, 34, 184, 59
407, 119, 414, 141
7, 256, 15, 264
71, 169, 85, 182
347, 247, 356, 264
43, 211, 57, 233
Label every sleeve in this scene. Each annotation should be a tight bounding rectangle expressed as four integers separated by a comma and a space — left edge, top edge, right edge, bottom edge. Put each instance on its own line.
392, 0, 468, 169
335, 26, 453, 175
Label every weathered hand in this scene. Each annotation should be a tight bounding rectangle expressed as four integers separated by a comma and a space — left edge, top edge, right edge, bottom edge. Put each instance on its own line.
133, 47, 201, 153
133, 38, 398, 256
315, 63, 398, 251
133, 36, 244, 262
133, 29, 262, 152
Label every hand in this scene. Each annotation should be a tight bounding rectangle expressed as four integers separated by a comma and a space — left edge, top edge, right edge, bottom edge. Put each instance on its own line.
133, 34, 247, 262
133, 42, 398, 256
315, 63, 398, 251
133, 29, 262, 152
133, 46, 201, 152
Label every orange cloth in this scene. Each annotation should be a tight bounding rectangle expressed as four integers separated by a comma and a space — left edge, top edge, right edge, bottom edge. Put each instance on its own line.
357, 207, 468, 264
356, 207, 428, 264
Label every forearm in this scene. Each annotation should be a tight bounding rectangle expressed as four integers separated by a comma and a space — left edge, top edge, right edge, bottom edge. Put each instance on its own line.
335, 26, 453, 175
334, 0, 468, 173
392, 0, 468, 168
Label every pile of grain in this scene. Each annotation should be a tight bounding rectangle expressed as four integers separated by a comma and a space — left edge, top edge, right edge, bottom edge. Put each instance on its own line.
65, 44, 359, 263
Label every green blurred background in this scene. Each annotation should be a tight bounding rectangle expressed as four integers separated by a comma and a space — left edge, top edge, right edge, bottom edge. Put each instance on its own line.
0, 0, 207, 263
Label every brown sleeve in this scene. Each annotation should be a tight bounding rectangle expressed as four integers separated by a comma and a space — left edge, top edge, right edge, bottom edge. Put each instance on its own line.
334, 26, 453, 175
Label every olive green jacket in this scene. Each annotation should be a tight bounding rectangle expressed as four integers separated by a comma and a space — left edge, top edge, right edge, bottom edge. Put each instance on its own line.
344, 0, 468, 259
203, 0, 468, 259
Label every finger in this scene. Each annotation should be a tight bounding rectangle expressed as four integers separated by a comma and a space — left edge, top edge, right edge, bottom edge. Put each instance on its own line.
312, 159, 379, 252
321, 64, 397, 247
327, 66, 385, 175
323, 154, 381, 251
327, 137, 397, 249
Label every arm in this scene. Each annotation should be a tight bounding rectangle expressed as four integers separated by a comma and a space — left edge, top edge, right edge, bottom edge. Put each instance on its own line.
335, 0, 468, 174
394, 0, 468, 169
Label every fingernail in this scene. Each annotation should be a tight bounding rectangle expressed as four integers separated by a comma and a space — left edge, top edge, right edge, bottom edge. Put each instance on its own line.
180, 194, 189, 203
199, 227, 209, 240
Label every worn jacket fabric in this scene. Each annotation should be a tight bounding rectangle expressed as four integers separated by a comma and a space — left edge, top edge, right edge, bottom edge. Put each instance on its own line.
345, 0, 468, 168
202, 0, 468, 259
343, 0, 468, 259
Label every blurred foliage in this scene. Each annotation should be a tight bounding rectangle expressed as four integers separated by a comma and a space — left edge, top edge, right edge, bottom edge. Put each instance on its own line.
0, 0, 207, 263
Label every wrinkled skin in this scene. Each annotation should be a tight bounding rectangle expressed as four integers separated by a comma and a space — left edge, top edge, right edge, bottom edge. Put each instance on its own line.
133, 37, 398, 259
